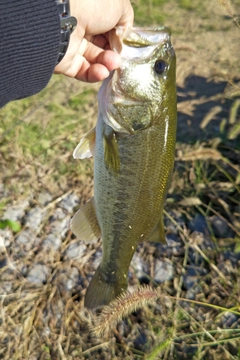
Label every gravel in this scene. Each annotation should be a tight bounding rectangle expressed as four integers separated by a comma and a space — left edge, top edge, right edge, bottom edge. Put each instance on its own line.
0, 186, 239, 359
42, 233, 62, 251
0, 193, 238, 293
38, 191, 53, 206
0, 185, 239, 360
188, 214, 209, 235
210, 215, 235, 238
3, 199, 29, 222
25, 206, 45, 231
59, 193, 79, 212
64, 241, 87, 260
27, 263, 49, 284
131, 252, 149, 280
154, 259, 174, 283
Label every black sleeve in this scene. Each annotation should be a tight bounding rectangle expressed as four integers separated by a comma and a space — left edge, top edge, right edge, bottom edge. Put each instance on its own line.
0, 0, 60, 108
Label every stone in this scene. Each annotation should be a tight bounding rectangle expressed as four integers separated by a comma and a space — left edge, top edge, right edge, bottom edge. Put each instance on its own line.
154, 259, 173, 283
50, 216, 70, 238
133, 331, 148, 351
42, 234, 61, 251
54, 267, 81, 293
3, 199, 29, 222
92, 249, 102, 269
219, 311, 239, 328
189, 214, 209, 235
210, 215, 234, 238
27, 264, 49, 284
62, 267, 80, 292
38, 191, 52, 206
0, 229, 12, 247
51, 208, 66, 221
60, 193, 79, 213
65, 241, 86, 259
25, 207, 45, 231
15, 229, 38, 251
183, 265, 208, 299
131, 253, 149, 279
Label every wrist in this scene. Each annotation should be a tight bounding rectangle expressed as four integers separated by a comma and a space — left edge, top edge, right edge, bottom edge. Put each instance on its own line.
55, 0, 78, 64
68, 0, 85, 37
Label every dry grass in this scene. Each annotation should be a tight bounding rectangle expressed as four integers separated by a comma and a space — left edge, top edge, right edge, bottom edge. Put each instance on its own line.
0, 0, 240, 359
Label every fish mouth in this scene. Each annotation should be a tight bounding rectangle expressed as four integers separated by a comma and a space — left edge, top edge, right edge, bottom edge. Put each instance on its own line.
110, 26, 171, 55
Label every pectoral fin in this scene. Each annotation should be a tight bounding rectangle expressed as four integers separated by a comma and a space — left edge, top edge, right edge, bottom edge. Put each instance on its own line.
144, 218, 166, 244
103, 125, 120, 173
70, 197, 101, 242
73, 127, 96, 159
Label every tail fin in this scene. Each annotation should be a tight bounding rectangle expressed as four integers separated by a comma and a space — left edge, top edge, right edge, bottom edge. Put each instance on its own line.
84, 266, 127, 309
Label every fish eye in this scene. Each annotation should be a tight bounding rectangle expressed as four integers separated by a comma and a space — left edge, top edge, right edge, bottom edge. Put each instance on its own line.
154, 60, 167, 75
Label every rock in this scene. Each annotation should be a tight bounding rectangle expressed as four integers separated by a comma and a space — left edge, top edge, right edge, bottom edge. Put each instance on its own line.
60, 193, 79, 213
0, 281, 12, 295
189, 214, 209, 235
186, 286, 201, 300
154, 259, 173, 283
166, 232, 182, 244
38, 191, 52, 206
219, 311, 239, 328
166, 233, 182, 255
53, 267, 81, 293
133, 331, 148, 351
62, 267, 80, 292
131, 253, 149, 280
65, 267, 80, 291
223, 250, 240, 268
210, 215, 234, 238
42, 234, 61, 251
50, 216, 70, 238
16, 229, 39, 251
50, 208, 66, 221
0, 229, 12, 247
164, 211, 186, 234
3, 199, 29, 222
0, 242, 8, 268
65, 241, 86, 259
92, 249, 102, 269
25, 206, 45, 231
188, 234, 214, 265
183, 265, 208, 299
27, 264, 49, 284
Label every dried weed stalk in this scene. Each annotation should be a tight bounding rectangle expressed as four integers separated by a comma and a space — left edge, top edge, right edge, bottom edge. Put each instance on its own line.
92, 286, 159, 337
178, 148, 222, 161
217, 0, 240, 28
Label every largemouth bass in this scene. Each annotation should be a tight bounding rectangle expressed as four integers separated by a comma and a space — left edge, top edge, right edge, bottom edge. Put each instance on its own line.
71, 27, 177, 309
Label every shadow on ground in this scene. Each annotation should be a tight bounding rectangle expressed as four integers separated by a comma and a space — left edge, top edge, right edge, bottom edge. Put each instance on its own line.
176, 75, 234, 143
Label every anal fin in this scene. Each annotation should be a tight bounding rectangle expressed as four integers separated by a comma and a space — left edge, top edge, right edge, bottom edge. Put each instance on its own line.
144, 218, 166, 244
70, 197, 101, 242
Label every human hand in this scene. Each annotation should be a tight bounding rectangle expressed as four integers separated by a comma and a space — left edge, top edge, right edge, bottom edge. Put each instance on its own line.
54, 0, 134, 82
